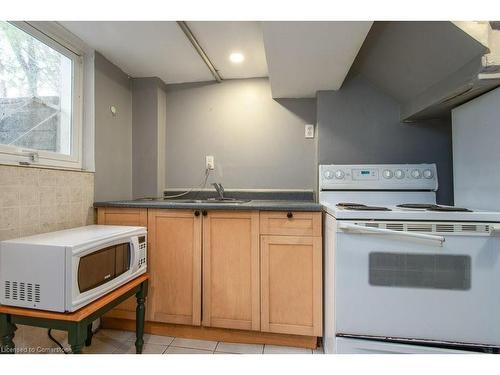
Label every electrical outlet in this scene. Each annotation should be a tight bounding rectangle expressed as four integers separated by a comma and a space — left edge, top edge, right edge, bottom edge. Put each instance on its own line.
305, 124, 315, 138
206, 155, 215, 170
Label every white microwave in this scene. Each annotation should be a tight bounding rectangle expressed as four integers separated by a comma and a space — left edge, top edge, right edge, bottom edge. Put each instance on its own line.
0, 225, 147, 312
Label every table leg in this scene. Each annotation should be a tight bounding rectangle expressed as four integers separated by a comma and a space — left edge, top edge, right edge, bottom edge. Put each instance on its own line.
0, 314, 16, 354
135, 281, 148, 354
85, 323, 93, 347
68, 324, 87, 354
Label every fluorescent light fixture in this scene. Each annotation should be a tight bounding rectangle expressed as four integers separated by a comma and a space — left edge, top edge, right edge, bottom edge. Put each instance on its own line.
229, 52, 245, 63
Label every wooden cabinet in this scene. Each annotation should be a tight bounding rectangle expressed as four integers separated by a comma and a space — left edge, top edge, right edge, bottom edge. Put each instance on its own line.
260, 211, 321, 237
147, 209, 202, 325
260, 234, 322, 337
97, 208, 148, 227
97, 207, 148, 320
202, 211, 260, 331
98, 206, 323, 340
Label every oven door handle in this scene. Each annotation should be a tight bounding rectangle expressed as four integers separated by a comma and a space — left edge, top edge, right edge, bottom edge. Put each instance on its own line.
338, 223, 446, 246
490, 225, 500, 236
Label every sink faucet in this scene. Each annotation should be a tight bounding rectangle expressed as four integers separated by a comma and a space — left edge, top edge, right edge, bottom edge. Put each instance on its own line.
212, 183, 225, 200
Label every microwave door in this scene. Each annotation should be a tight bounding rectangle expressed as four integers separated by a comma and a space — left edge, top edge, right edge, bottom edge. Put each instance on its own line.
334, 226, 500, 347
77, 242, 132, 293
70, 238, 137, 311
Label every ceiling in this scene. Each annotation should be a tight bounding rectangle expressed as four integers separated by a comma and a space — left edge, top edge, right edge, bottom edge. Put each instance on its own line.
60, 21, 371, 97
60, 21, 267, 84
262, 21, 373, 98
60, 21, 213, 83
188, 22, 268, 79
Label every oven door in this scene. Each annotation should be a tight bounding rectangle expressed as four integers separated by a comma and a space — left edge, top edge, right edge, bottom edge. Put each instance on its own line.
335, 221, 500, 347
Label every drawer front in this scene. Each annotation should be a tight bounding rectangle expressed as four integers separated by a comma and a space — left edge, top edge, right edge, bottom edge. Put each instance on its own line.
260, 211, 321, 237
97, 208, 148, 227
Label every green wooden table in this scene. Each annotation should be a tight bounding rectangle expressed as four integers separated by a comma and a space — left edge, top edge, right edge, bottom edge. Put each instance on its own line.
0, 274, 149, 354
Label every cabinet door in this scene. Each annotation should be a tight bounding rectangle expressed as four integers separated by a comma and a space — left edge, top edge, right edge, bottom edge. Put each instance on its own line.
97, 208, 147, 320
261, 235, 322, 336
148, 209, 202, 325
202, 211, 260, 331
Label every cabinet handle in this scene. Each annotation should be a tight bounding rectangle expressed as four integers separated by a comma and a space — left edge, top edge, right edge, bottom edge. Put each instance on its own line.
202, 210, 208, 216
287, 212, 293, 219
194, 210, 200, 217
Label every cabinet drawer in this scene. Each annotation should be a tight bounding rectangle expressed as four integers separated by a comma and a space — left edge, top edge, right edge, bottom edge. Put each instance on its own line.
97, 207, 148, 227
259, 211, 321, 237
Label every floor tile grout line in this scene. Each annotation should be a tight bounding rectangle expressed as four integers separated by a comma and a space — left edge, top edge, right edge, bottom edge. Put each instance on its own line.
163, 337, 177, 354
169, 345, 216, 351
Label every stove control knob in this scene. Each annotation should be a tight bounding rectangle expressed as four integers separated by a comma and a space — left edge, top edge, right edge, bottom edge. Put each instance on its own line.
335, 170, 345, 179
411, 169, 422, 179
395, 169, 405, 179
323, 170, 334, 180
382, 169, 393, 179
423, 169, 434, 179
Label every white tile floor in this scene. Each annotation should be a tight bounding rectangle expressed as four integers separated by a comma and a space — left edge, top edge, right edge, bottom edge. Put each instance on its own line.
11, 325, 324, 354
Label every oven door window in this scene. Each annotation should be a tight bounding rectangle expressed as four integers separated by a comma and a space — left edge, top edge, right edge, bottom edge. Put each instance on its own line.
77, 243, 131, 293
369, 252, 471, 290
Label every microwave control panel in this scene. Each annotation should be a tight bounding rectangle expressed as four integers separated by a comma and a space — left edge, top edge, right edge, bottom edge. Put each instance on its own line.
138, 235, 147, 268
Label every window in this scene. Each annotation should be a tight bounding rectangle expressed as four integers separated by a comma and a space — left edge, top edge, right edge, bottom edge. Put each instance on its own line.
0, 21, 82, 169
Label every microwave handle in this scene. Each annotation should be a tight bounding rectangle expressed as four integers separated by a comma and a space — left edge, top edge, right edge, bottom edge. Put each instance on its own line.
338, 223, 445, 247
129, 237, 139, 271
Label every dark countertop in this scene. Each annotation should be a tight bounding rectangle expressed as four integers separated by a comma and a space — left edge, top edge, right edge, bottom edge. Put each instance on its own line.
94, 189, 323, 212
93, 199, 323, 212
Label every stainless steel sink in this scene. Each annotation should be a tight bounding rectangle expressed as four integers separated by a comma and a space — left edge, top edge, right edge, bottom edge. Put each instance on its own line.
136, 197, 250, 204
166, 198, 251, 204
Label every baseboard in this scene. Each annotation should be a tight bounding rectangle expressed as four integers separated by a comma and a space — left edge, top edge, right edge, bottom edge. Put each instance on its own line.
102, 317, 319, 349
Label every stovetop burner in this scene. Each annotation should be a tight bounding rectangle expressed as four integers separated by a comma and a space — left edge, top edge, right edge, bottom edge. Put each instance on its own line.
428, 206, 472, 212
397, 203, 436, 209
336, 203, 391, 211
336, 202, 368, 207
397, 203, 473, 212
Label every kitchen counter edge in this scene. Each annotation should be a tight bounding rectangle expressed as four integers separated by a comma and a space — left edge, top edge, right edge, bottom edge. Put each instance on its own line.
93, 200, 323, 212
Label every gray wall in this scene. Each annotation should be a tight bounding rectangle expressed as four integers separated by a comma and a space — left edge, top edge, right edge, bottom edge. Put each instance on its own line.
132, 78, 167, 199
164, 78, 317, 190
94, 52, 133, 201
318, 75, 453, 204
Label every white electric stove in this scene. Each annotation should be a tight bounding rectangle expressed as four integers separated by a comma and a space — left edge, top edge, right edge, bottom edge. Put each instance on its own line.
320, 164, 500, 354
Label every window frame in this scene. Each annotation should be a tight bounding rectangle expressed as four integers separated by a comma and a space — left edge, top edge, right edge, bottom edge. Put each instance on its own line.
0, 21, 83, 170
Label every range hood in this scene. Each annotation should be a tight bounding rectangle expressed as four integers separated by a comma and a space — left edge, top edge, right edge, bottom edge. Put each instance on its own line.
349, 21, 500, 122
402, 22, 500, 122
402, 57, 500, 122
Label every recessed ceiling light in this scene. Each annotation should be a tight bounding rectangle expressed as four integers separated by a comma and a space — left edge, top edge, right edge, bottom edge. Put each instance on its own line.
229, 52, 245, 64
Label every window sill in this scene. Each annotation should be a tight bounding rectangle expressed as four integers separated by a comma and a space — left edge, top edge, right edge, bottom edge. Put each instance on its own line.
0, 159, 91, 173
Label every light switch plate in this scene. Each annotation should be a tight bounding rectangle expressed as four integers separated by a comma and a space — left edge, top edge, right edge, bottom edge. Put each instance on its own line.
206, 155, 215, 170
305, 124, 315, 138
